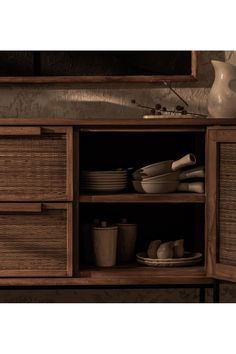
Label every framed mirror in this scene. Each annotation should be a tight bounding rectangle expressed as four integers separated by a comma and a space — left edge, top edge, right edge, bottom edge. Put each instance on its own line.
0, 51, 197, 83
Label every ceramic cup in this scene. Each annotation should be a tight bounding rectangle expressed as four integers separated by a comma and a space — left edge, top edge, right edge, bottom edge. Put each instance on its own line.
92, 221, 118, 267
117, 219, 137, 263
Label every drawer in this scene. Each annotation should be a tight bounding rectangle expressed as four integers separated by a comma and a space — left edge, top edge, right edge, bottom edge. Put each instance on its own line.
0, 203, 73, 277
0, 127, 73, 201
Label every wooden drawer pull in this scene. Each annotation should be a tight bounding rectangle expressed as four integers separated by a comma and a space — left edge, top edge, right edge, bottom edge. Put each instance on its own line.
0, 127, 41, 136
0, 203, 42, 213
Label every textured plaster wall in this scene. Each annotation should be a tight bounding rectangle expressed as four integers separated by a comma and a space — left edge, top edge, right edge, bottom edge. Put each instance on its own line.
1, 51, 236, 120
0, 51, 236, 302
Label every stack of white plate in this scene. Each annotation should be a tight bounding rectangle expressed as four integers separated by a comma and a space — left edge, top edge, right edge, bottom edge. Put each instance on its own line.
81, 170, 128, 193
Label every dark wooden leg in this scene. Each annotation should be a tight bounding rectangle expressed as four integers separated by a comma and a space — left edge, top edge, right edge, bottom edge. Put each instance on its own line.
213, 281, 220, 303
199, 286, 206, 303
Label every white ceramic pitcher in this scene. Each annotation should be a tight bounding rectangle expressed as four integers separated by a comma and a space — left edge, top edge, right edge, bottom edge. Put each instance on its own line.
208, 60, 236, 118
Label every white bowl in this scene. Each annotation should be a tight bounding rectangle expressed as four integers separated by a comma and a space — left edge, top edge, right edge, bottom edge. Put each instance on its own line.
132, 180, 145, 193
132, 180, 179, 194
132, 154, 196, 179
141, 170, 180, 182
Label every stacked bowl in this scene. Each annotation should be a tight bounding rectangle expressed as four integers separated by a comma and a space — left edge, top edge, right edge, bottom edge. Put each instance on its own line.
81, 169, 128, 193
132, 153, 197, 194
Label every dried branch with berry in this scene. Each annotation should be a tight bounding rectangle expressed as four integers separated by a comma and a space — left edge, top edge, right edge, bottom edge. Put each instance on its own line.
131, 99, 207, 118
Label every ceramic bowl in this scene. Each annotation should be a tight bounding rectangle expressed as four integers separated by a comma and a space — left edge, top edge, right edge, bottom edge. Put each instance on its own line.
132, 180, 145, 193
140, 170, 180, 182
132, 154, 196, 179
132, 180, 179, 193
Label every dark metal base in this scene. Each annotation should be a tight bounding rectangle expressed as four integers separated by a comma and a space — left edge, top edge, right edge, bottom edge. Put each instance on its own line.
0, 283, 219, 303
213, 280, 220, 303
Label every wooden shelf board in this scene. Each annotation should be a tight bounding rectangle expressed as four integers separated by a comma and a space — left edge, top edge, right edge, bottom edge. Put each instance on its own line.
79, 193, 206, 204
0, 267, 213, 286
0, 118, 235, 127
78, 265, 210, 285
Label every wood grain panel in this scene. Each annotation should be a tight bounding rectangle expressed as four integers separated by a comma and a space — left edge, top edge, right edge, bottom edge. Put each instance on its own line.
207, 128, 236, 282
219, 143, 236, 266
0, 267, 212, 286
206, 128, 217, 277
0, 127, 41, 136
0, 74, 197, 84
0, 127, 73, 201
0, 203, 72, 277
79, 193, 205, 203
0, 118, 236, 127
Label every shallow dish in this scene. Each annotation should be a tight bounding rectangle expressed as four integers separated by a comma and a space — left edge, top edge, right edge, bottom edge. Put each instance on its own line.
81, 177, 127, 183
136, 251, 202, 267
81, 180, 127, 185
82, 170, 127, 175
81, 186, 126, 192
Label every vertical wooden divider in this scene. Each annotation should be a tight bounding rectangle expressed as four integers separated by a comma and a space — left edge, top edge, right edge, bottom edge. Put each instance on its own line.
72, 127, 80, 276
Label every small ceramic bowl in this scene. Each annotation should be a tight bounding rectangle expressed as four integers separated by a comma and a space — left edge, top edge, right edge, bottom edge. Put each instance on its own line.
140, 170, 180, 182
132, 180, 179, 194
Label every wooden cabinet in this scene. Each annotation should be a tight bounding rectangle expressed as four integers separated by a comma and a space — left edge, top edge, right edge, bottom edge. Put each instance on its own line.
0, 118, 235, 291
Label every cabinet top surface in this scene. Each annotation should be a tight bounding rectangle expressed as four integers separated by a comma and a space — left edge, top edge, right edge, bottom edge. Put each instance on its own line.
1, 117, 236, 126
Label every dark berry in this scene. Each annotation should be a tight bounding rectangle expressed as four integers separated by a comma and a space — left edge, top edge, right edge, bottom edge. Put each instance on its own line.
131, 99, 136, 104
155, 103, 162, 110
162, 107, 167, 111
176, 105, 184, 111
181, 110, 188, 115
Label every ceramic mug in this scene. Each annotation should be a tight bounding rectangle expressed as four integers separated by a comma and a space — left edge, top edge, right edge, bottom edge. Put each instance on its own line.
117, 219, 137, 263
92, 222, 118, 267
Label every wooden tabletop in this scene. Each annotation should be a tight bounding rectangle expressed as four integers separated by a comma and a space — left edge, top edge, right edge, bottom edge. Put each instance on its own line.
0, 117, 236, 126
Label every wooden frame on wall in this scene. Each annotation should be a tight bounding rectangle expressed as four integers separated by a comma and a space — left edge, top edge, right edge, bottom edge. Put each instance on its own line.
0, 51, 197, 83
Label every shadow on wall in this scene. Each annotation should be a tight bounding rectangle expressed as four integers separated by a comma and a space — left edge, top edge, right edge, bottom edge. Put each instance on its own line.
0, 50, 227, 118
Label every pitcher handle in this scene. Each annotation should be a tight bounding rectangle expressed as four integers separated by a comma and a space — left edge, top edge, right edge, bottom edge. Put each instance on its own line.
171, 153, 196, 171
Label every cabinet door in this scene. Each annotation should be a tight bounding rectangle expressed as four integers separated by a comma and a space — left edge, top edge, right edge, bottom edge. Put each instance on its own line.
207, 127, 236, 282
0, 127, 73, 201
0, 203, 73, 277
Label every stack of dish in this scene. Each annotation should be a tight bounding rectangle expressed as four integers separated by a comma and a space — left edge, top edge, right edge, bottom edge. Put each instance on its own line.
132, 153, 197, 194
81, 170, 128, 193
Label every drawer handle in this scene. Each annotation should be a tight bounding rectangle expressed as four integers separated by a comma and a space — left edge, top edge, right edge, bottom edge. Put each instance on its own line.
0, 127, 41, 136
0, 203, 42, 213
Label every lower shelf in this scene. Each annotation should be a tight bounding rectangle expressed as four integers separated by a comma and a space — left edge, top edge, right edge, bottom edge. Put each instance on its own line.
79, 265, 210, 285
0, 266, 212, 286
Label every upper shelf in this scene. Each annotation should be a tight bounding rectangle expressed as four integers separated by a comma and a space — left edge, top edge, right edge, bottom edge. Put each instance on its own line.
79, 193, 205, 204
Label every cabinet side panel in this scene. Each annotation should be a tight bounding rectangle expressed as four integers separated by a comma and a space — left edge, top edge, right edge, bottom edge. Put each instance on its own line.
219, 143, 236, 266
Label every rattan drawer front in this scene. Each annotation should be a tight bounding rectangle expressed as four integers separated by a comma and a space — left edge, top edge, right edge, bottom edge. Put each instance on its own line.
0, 127, 73, 201
0, 203, 72, 277
219, 143, 236, 266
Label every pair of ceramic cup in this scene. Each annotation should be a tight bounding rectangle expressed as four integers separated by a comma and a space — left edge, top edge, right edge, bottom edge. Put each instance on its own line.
92, 220, 137, 267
